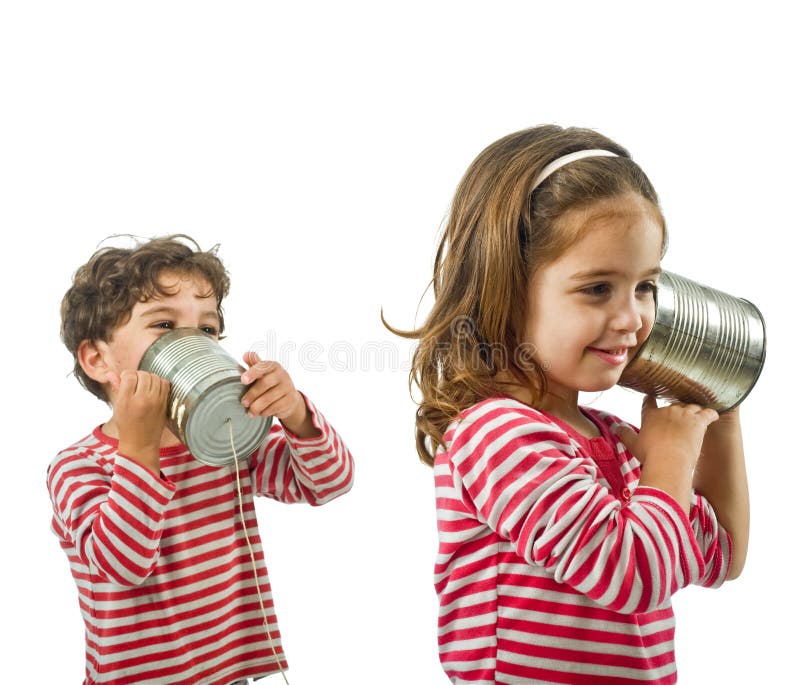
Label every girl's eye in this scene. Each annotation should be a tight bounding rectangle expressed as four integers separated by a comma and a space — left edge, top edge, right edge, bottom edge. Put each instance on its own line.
581, 283, 611, 297
153, 321, 174, 330
636, 281, 657, 295
201, 326, 219, 336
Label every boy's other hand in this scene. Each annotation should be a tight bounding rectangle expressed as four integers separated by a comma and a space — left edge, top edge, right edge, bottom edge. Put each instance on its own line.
240, 352, 320, 439
110, 370, 170, 474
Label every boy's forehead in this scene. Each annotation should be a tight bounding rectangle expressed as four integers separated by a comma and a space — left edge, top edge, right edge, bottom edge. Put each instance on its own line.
138, 270, 218, 305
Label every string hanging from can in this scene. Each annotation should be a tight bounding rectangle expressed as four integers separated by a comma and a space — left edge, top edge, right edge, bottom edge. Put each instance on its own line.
227, 419, 291, 685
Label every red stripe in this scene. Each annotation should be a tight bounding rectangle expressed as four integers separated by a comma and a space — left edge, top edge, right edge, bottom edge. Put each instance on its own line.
434, 398, 729, 683
48, 402, 352, 684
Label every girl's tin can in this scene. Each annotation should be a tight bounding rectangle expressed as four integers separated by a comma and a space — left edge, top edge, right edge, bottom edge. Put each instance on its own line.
619, 270, 766, 412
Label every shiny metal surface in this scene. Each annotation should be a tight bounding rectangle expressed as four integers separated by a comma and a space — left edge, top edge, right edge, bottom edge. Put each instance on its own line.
619, 270, 766, 412
139, 328, 272, 466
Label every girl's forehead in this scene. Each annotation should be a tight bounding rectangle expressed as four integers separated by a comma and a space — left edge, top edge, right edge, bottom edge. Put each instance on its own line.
555, 194, 665, 250
560, 193, 663, 230
542, 197, 664, 275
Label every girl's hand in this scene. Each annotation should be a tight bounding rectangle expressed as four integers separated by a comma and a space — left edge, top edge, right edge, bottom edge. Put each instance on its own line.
109, 370, 170, 474
616, 395, 719, 467
240, 352, 319, 438
615, 395, 719, 513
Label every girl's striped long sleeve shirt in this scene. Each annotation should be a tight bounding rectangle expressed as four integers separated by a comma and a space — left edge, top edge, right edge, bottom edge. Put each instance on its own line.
434, 397, 730, 685
48, 395, 353, 685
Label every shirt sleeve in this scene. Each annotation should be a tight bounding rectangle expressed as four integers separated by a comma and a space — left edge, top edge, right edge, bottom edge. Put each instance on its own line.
602, 411, 732, 588
689, 491, 732, 587
250, 393, 354, 506
47, 449, 177, 586
445, 400, 710, 614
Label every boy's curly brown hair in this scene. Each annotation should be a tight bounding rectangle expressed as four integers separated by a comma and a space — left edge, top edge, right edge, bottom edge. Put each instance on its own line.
61, 234, 231, 402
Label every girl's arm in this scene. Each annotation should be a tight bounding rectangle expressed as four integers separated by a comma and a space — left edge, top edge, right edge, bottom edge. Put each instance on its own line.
691, 407, 749, 579
445, 398, 727, 615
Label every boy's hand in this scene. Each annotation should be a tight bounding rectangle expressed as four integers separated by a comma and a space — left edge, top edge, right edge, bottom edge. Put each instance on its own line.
240, 352, 320, 439
109, 370, 170, 474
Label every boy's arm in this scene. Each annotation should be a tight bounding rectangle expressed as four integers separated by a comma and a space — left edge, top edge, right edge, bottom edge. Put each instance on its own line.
47, 448, 176, 586
691, 406, 749, 579
239, 354, 354, 505
250, 393, 354, 505
48, 369, 176, 586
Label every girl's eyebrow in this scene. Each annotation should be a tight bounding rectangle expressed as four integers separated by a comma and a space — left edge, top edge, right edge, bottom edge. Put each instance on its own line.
570, 267, 662, 281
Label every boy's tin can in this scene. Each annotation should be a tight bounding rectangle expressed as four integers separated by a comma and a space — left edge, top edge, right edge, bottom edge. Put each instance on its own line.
618, 270, 766, 412
139, 328, 272, 467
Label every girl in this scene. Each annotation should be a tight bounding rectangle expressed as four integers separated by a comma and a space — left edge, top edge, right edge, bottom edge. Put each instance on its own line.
392, 125, 749, 684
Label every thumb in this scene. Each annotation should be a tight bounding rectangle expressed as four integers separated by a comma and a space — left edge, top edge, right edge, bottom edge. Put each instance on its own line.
641, 394, 659, 415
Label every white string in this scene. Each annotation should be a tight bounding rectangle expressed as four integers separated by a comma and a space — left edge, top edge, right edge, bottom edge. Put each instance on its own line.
228, 419, 291, 685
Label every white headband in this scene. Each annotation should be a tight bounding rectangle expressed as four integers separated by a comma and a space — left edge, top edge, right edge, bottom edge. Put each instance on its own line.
531, 149, 619, 192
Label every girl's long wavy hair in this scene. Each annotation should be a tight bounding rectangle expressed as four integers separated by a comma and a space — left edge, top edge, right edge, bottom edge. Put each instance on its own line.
387, 125, 664, 466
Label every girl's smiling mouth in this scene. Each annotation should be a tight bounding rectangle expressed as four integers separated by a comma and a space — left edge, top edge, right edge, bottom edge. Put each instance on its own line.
586, 346, 631, 365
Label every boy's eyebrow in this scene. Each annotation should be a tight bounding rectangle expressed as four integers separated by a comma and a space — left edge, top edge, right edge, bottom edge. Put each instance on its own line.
139, 304, 220, 321
569, 267, 662, 280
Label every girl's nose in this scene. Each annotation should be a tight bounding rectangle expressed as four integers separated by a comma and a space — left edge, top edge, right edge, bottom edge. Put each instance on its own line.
611, 296, 644, 333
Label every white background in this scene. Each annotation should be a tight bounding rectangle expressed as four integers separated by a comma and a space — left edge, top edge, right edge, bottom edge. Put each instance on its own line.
1, 2, 795, 683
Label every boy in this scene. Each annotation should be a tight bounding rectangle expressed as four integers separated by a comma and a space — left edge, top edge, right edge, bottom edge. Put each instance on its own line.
48, 235, 354, 685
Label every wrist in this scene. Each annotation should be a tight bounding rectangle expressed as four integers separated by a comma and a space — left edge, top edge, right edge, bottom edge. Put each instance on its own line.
118, 440, 161, 475
280, 393, 320, 439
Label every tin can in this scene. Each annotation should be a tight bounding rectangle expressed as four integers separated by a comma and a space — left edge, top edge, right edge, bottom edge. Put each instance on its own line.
619, 270, 766, 412
139, 328, 272, 466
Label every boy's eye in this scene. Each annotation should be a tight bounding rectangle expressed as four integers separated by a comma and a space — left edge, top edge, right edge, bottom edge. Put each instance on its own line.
201, 326, 219, 336
153, 321, 174, 330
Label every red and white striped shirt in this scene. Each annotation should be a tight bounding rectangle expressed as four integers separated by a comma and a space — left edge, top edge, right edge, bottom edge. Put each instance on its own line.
48, 396, 353, 685
434, 397, 730, 685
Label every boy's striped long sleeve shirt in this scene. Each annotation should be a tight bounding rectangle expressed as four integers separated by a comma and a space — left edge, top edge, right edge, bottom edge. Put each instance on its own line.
48, 395, 353, 685
434, 397, 730, 685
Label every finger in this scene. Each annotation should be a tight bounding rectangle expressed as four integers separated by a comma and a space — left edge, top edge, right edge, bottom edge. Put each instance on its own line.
107, 371, 122, 394
698, 407, 720, 425
157, 376, 171, 403
640, 395, 658, 416
242, 350, 262, 368
137, 370, 154, 394
119, 369, 139, 397
241, 360, 280, 385
247, 385, 291, 418
259, 393, 301, 420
